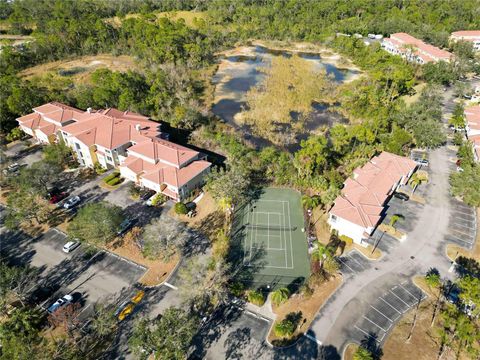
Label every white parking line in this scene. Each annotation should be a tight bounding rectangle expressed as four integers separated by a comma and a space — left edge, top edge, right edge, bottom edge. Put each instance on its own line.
77, 303, 91, 317
450, 228, 475, 239
354, 325, 382, 343
453, 208, 475, 216
337, 257, 356, 273
304, 333, 322, 345
390, 290, 414, 309
347, 253, 367, 269
448, 233, 474, 245
363, 315, 388, 332
380, 297, 402, 315
399, 284, 425, 302
370, 305, 393, 322
452, 221, 475, 230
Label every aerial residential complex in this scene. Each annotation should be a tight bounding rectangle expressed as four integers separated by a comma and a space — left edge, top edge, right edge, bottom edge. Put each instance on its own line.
381, 32, 452, 64
450, 30, 480, 51
328, 152, 417, 245
16, 102, 211, 201
465, 105, 480, 162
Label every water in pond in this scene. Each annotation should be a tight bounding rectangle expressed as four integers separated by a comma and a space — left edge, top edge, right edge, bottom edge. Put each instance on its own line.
212, 45, 357, 151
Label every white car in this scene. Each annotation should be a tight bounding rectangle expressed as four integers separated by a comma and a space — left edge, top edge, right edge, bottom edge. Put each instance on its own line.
145, 194, 157, 206
62, 241, 80, 253
47, 294, 73, 314
63, 195, 81, 209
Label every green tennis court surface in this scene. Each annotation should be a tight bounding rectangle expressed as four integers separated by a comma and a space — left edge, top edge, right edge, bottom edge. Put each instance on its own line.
231, 188, 310, 289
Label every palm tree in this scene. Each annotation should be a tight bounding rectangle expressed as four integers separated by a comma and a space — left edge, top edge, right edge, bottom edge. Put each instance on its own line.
314, 242, 334, 269
353, 347, 373, 360
301, 195, 321, 210
389, 214, 404, 229
409, 171, 428, 195
271, 287, 290, 307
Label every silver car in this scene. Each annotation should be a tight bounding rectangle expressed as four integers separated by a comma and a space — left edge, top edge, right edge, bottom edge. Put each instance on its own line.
63, 195, 81, 209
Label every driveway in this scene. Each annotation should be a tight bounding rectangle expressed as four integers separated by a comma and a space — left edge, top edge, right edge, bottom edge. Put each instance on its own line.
4, 140, 43, 166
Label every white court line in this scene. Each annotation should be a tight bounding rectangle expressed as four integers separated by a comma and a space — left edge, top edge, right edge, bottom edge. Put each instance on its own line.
282, 201, 288, 268
354, 325, 382, 343
389, 290, 414, 309
363, 315, 388, 332
399, 284, 425, 301
370, 305, 394, 322
380, 297, 402, 316
286, 201, 294, 269
337, 257, 356, 273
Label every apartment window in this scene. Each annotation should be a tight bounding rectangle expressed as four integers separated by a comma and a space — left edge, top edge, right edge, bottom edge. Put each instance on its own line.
331, 214, 337, 223
75, 143, 81, 150
78, 152, 83, 158
107, 156, 113, 162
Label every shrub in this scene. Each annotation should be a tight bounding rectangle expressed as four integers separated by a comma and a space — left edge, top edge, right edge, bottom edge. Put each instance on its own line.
174, 202, 188, 215
129, 184, 142, 199
271, 287, 290, 307
229, 282, 245, 297
107, 177, 122, 186
247, 290, 265, 306
273, 319, 296, 338
339, 235, 353, 246
300, 284, 313, 299
103, 173, 117, 183
353, 347, 374, 360
151, 193, 167, 206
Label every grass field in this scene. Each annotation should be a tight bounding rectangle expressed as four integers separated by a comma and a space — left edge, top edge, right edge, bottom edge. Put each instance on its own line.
19, 54, 139, 83
107, 10, 208, 29
231, 188, 310, 289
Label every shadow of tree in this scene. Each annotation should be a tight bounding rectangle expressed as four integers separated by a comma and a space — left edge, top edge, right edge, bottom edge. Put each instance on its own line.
360, 332, 384, 360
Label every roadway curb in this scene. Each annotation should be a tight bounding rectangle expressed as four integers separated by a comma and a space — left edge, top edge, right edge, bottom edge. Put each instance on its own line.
141, 255, 183, 290
105, 250, 147, 272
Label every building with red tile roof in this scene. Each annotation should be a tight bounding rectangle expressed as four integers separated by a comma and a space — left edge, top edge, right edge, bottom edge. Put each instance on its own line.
450, 30, 480, 52
381, 32, 452, 64
465, 105, 480, 161
16, 102, 211, 201
328, 152, 417, 245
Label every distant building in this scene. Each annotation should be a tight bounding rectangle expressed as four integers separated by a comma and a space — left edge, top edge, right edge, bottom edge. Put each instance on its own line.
328, 152, 417, 245
382, 32, 452, 64
450, 30, 480, 52
16, 102, 211, 201
465, 105, 480, 162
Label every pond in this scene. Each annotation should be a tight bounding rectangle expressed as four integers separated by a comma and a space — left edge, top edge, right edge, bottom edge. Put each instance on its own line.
212, 45, 358, 151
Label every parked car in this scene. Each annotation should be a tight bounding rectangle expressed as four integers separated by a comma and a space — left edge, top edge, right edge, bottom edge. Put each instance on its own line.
415, 159, 429, 167
3, 163, 20, 175
117, 218, 137, 236
63, 196, 81, 209
62, 240, 80, 253
49, 192, 68, 204
444, 285, 460, 304
47, 294, 73, 314
145, 194, 159, 206
28, 284, 59, 306
140, 189, 156, 201
394, 192, 409, 201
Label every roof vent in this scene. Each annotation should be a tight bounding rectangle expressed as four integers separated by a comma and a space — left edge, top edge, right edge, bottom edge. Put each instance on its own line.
135, 124, 141, 131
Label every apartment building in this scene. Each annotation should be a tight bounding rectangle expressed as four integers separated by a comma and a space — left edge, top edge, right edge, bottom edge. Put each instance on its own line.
16, 102, 211, 201
450, 30, 480, 52
382, 32, 452, 64
328, 152, 417, 245
465, 105, 480, 161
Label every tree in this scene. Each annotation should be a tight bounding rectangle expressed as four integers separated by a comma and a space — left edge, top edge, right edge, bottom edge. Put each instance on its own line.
141, 217, 187, 261
4, 189, 51, 229
313, 242, 334, 270
458, 276, 480, 318
129, 307, 199, 360
205, 166, 250, 214
294, 136, 329, 178
17, 160, 62, 196
178, 256, 230, 311
271, 287, 290, 307
422, 61, 457, 85
450, 164, 480, 207
247, 290, 265, 306
425, 269, 441, 289
301, 195, 321, 210
449, 102, 465, 130
43, 141, 73, 168
67, 202, 123, 246
174, 202, 188, 215
353, 347, 374, 360
273, 318, 296, 337
409, 172, 428, 194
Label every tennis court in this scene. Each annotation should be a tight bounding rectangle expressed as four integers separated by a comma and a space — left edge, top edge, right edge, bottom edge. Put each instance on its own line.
231, 188, 310, 289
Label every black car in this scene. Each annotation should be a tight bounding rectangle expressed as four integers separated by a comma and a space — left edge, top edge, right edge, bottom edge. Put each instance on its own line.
140, 189, 156, 201
117, 218, 137, 236
393, 192, 409, 201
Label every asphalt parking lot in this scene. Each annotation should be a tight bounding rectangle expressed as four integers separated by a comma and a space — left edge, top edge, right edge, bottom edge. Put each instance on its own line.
1, 226, 146, 320
363, 231, 398, 253
349, 279, 426, 344
444, 198, 477, 249
336, 250, 371, 276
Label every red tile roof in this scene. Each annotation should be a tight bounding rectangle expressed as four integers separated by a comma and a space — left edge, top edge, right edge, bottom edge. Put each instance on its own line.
451, 30, 480, 38
330, 152, 417, 229
387, 32, 452, 61
127, 139, 198, 167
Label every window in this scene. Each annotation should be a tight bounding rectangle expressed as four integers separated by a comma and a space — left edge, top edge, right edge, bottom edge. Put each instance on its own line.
75, 143, 81, 150
331, 214, 337, 223
107, 156, 113, 162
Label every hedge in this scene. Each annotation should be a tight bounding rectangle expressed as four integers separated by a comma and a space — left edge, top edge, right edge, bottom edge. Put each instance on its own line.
107, 177, 122, 186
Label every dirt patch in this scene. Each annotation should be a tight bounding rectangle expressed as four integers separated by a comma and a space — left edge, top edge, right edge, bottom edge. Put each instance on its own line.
106, 238, 179, 287
343, 343, 359, 360
378, 223, 406, 241
268, 275, 342, 344
19, 54, 139, 83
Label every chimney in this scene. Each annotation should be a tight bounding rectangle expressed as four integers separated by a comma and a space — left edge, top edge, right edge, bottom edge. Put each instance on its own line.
87, 107, 92, 113
135, 124, 141, 131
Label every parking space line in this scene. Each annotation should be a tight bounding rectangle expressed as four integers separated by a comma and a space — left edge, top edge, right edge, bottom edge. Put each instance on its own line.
347, 253, 367, 269
451, 222, 475, 231
389, 290, 414, 308
363, 315, 388, 332
354, 325, 381, 343
380, 297, 402, 315
337, 257, 356, 273
398, 284, 425, 301
370, 305, 393, 322
452, 208, 475, 216
77, 303, 91, 317
447, 233, 474, 245
450, 228, 475, 238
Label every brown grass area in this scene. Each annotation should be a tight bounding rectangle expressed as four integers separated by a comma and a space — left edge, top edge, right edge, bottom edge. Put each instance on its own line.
402, 82, 427, 106
19, 54, 139, 82
345, 242, 382, 260
446, 209, 480, 262
343, 343, 359, 360
106, 238, 179, 286
378, 223, 406, 241
108, 10, 208, 28
268, 275, 342, 344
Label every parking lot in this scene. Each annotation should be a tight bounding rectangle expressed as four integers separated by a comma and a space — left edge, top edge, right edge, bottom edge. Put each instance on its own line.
1, 226, 146, 321
336, 250, 371, 276
444, 198, 477, 249
349, 280, 426, 344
